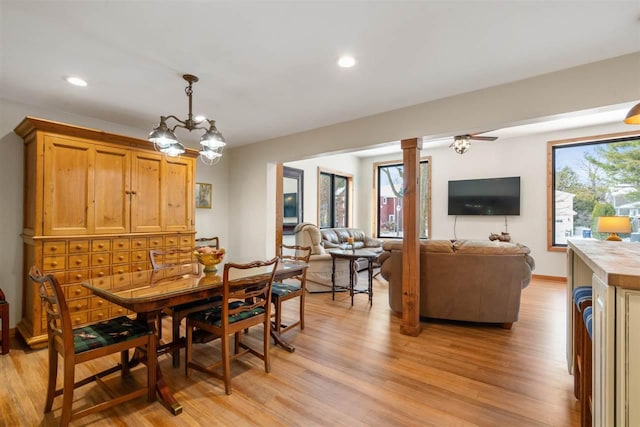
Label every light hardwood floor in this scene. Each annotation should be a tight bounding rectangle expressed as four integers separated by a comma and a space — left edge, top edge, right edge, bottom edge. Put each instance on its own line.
0, 276, 578, 426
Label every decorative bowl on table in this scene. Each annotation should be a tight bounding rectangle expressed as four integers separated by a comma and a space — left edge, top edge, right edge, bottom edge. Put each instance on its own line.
193, 247, 225, 273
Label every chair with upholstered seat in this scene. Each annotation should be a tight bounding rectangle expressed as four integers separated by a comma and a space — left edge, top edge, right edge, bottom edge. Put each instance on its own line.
572, 285, 592, 400
581, 305, 593, 427
0, 287, 9, 355
185, 258, 278, 395
149, 247, 219, 368
272, 244, 311, 335
28, 266, 156, 427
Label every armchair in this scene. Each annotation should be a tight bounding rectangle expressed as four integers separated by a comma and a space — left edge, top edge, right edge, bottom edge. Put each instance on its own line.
294, 223, 376, 290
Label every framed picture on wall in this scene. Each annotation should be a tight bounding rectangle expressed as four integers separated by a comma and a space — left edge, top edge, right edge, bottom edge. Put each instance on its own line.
195, 182, 212, 209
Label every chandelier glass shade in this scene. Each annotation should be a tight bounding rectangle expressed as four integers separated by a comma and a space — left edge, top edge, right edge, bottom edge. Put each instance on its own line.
451, 136, 471, 154
148, 74, 226, 164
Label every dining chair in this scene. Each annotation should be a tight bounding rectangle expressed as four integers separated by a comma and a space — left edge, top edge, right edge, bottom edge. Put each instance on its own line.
0, 287, 9, 355
149, 248, 219, 368
28, 266, 156, 427
195, 236, 220, 249
185, 257, 278, 395
272, 244, 311, 335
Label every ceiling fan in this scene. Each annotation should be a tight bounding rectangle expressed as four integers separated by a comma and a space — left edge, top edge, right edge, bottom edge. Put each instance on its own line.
450, 133, 498, 155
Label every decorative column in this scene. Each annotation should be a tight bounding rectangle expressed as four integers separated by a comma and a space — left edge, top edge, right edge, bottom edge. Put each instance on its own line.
400, 137, 422, 336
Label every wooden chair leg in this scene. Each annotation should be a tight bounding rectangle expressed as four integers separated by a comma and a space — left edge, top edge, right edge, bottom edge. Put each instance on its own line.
264, 319, 271, 373
274, 297, 282, 335
61, 356, 75, 427
185, 323, 192, 377
146, 333, 157, 402
0, 303, 8, 355
172, 315, 181, 368
221, 333, 231, 395
44, 343, 58, 413
573, 303, 582, 400
300, 292, 305, 330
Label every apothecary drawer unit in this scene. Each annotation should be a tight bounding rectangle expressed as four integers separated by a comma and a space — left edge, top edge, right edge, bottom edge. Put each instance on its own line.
15, 117, 198, 348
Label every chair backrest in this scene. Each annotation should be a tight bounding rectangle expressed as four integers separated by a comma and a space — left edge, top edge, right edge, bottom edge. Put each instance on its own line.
222, 258, 278, 326
279, 244, 311, 264
195, 236, 220, 249
28, 266, 73, 354
149, 248, 196, 271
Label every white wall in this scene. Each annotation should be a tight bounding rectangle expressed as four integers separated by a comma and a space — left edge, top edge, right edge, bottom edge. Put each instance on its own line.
0, 98, 229, 328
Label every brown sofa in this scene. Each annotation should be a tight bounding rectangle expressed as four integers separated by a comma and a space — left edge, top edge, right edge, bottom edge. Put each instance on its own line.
380, 239, 535, 327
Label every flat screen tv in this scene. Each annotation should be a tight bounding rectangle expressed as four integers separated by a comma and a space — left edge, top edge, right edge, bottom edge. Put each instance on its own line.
448, 176, 520, 216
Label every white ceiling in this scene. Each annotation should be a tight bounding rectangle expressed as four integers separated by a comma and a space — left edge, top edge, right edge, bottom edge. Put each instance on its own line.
1, 1, 639, 150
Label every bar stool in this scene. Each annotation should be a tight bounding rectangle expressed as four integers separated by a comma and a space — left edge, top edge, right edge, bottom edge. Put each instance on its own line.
572, 286, 592, 399
581, 305, 593, 427
0, 287, 9, 355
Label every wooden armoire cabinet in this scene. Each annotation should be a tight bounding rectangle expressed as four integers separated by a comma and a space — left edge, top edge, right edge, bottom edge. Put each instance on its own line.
14, 117, 198, 348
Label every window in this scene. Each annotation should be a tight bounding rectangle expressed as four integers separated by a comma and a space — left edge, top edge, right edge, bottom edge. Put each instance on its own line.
318, 169, 351, 228
375, 158, 430, 238
548, 131, 640, 249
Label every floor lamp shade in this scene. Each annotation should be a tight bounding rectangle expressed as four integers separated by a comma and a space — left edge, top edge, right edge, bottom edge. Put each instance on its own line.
596, 216, 631, 241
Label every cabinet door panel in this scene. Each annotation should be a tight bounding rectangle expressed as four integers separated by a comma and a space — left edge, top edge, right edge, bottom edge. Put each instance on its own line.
165, 158, 194, 232
131, 152, 163, 232
43, 136, 94, 235
94, 147, 130, 234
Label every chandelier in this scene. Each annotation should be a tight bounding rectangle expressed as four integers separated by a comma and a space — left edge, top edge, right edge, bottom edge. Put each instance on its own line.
148, 74, 226, 165
451, 135, 472, 154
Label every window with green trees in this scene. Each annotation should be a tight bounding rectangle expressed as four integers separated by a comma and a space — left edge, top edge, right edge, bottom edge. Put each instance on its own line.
376, 159, 430, 238
550, 133, 640, 247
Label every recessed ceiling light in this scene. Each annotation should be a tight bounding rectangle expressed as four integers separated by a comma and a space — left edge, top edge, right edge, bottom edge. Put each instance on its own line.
194, 115, 206, 123
337, 55, 356, 68
65, 76, 87, 87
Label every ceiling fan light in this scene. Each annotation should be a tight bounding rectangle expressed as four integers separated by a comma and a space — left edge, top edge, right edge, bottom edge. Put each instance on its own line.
624, 102, 640, 125
452, 136, 471, 155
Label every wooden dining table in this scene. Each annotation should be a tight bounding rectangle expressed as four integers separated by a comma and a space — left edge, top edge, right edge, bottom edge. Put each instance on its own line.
81, 260, 307, 415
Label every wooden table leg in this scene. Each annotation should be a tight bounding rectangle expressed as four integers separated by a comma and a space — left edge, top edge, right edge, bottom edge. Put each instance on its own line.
270, 327, 295, 353
350, 259, 355, 306
368, 259, 374, 305
136, 312, 183, 415
331, 256, 336, 300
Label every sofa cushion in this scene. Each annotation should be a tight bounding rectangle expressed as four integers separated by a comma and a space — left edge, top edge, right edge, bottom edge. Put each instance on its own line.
335, 229, 351, 243
453, 239, 530, 255
424, 240, 454, 254
321, 229, 340, 244
348, 229, 366, 242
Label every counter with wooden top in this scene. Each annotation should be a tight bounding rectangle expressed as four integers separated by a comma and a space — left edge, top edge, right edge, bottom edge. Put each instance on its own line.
568, 239, 640, 289
566, 238, 640, 426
